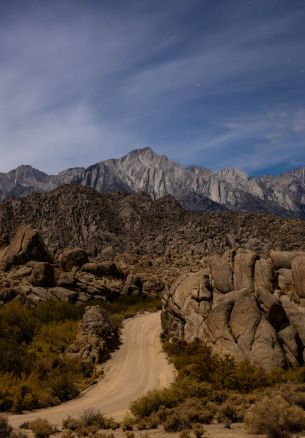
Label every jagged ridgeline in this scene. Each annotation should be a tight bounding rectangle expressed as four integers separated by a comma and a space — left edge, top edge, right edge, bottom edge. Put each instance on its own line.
0, 185, 305, 259
1, 147, 305, 217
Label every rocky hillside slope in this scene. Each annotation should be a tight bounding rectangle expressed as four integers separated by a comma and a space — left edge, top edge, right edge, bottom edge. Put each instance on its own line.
1, 148, 305, 216
1, 185, 305, 259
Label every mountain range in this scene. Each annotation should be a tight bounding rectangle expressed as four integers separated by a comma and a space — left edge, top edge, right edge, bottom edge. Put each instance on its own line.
1, 147, 305, 218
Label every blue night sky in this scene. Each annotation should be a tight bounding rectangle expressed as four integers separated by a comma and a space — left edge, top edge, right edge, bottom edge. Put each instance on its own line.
0, 0, 305, 175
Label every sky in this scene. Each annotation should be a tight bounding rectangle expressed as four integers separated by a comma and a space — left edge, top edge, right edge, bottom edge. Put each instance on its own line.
0, 0, 305, 175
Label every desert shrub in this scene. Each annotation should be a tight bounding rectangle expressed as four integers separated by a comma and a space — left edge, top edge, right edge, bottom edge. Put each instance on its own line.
179, 431, 191, 438
79, 409, 106, 428
163, 412, 183, 432
174, 377, 212, 399
282, 384, 305, 409
121, 414, 136, 431
0, 339, 36, 375
192, 425, 206, 437
0, 302, 36, 343
0, 414, 12, 438
51, 374, 79, 401
11, 432, 28, 438
164, 340, 268, 392
0, 301, 93, 412
217, 393, 252, 423
245, 395, 305, 436
130, 388, 178, 418
34, 300, 84, 323
62, 409, 118, 435
28, 418, 56, 438
154, 399, 215, 432
62, 415, 80, 431
103, 296, 162, 327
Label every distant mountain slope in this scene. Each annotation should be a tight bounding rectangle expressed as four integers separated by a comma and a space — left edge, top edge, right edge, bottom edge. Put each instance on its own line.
0, 165, 84, 200
0, 147, 305, 217
1, 185, 305, 258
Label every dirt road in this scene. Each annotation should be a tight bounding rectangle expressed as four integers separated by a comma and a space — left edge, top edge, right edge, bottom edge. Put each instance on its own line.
9, 311, 176, 428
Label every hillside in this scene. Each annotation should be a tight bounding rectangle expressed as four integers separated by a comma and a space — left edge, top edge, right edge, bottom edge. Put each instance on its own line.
1, 184, 305, 258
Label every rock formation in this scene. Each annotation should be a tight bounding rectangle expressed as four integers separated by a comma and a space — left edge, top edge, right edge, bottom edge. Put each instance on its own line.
162, 249, 305, 370
0, 224, 52, 271
67, 305, 118, 363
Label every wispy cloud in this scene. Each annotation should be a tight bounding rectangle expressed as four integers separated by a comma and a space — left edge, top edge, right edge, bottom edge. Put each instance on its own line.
183, 105, 305, 174
0, 0, 304, 173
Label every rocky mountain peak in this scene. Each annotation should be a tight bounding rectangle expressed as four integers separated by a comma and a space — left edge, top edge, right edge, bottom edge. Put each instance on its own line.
0, 147, 304, 217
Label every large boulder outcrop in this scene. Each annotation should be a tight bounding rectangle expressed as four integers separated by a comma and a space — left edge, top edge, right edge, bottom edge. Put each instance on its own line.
291, 255, 305, 298
67, 305, 118, 363
30, 261, 55, 287
60, 248, 89, 271
162, 249, 305, 370
0, 225, 52, 271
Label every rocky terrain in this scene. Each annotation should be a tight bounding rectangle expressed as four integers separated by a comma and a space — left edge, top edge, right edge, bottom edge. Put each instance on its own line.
0, 224, 169, 307
162, 248, 305, 370
1, 147, 305, 216
1, 185, 305, 262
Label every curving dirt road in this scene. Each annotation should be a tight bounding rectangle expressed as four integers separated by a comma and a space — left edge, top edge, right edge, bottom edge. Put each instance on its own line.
9, 311, 176, 429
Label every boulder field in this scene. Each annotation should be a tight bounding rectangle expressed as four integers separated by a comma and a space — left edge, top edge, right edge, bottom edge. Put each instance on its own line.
0, 225, 166, 306
162, 249, 305, 370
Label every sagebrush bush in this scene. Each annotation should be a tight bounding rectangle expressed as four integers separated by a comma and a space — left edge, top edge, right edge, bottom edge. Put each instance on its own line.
245, 394, 305, 436
130, 388, 178, 417
62, 409, 118, 436
28, 418, 56, 438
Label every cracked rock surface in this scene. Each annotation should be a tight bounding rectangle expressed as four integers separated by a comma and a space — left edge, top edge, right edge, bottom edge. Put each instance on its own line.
162, 248, 305, 370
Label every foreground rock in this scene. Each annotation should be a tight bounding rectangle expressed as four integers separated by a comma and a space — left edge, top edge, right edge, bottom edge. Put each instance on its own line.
67, 305, 119, 363
0, 224, 52, 271
162, 248, 305, 370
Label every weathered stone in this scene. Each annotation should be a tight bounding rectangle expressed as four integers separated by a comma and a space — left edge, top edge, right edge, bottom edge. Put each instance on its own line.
280, 295, 305, 346
292, 255, 305, 298
82, 262, 124, 279
30, 262, 55, 287
60, 248, 89, 271
123, 274, 143, 295
49, 287, 77, 303
233, 249, 257, 291
0, 225, 52, 271
143, 278, 165, 294
255, 258, 273, 293
27, 287, 55, 303
209, 252, 233, 293
270, 251, 304, 270
162, 257, 305, 370
278, 268, 293, 291
67, 305, 118, 364
56, 272, 76, 288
